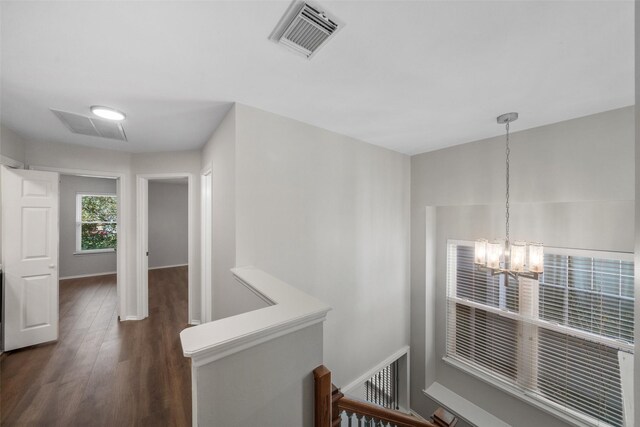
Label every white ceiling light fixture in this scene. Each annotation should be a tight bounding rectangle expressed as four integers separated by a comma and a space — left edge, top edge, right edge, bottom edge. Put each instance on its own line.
474, 113, 544, 281
90, 105, 126, 121
270, 1, 344, 59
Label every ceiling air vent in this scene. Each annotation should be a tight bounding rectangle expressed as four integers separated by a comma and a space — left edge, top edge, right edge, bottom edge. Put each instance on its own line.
51, 109, 127, 142
270, 2, 343, 59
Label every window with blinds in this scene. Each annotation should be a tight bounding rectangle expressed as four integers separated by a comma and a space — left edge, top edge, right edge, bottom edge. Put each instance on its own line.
446, 241, 634, 427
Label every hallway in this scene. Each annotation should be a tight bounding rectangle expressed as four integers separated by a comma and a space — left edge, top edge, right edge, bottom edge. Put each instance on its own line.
1, 266, 191, 426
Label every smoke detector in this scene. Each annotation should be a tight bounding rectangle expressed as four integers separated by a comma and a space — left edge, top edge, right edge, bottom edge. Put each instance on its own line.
270, 1, 344, 59
51, 109, 127, 141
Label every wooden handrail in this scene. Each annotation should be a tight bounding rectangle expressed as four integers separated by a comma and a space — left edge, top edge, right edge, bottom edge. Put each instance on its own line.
337, 395, 436, 427
313, 365, 437, 427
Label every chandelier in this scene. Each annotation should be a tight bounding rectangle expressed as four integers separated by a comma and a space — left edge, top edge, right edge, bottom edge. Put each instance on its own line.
474, 112, 543, 280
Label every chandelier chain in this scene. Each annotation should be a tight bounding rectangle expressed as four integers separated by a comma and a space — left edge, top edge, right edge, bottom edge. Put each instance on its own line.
505, 121, 510, 243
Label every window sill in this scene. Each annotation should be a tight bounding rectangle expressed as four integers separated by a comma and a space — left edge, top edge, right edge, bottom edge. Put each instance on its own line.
74, 249, 115, 255
422, 381, 510, 427
442, 356, 612, 427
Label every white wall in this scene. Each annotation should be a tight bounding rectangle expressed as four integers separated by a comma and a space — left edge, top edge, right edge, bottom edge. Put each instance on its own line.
148, 181, 188, 268
234, 104, 411, 386
410, 107, 635, 426
201, 105, 267, 320
25, 138, 131, 173
59, 174, 117, 278
0, 124, 26, 164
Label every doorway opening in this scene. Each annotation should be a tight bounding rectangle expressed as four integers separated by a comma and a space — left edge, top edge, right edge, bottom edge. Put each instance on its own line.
58, 173, 120, 344
136, 173, 197, 325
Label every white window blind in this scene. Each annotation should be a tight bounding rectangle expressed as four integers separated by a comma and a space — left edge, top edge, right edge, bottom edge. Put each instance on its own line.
446, 242, 634, 427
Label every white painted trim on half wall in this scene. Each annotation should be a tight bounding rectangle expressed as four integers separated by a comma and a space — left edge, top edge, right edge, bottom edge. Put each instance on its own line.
29, 165, 128, 321
136, 172, 198, 325
179, 266, 331, 367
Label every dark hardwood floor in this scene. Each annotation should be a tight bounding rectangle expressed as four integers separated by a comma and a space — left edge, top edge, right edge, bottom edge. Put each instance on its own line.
1, 266, 191, 426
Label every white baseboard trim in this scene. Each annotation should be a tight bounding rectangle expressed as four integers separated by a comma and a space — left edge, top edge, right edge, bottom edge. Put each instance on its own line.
148, 263, 188, 270
342, 345, 410, 394
123, 315, 142, 321
189, 319, 201, 326
59, 271, 117, 280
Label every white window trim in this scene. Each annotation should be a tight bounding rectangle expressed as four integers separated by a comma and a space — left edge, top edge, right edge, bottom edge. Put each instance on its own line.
75, 192, 117, 254
444, 239, 634, 427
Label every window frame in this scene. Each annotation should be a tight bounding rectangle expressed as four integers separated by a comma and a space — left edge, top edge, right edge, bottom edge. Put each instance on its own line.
444, 239, 634, 427
75, 192, 118, 254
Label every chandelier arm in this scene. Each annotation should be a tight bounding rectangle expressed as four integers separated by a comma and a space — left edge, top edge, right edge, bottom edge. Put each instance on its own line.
475, 264, 540, 283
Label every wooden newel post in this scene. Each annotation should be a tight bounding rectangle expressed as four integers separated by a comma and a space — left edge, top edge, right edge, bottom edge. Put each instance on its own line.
314, 365, 332, 427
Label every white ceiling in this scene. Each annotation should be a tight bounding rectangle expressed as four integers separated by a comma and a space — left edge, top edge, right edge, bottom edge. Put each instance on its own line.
0, 1, 634, 155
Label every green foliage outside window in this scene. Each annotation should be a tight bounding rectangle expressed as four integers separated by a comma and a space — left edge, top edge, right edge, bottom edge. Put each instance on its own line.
80, 195, 117, 250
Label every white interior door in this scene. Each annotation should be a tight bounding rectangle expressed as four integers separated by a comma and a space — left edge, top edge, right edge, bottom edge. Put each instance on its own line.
2, 166, 59, 351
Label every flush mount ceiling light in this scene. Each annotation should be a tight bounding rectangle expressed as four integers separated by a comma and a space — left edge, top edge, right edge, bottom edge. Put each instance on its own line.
90, 106, 126, 121
474, 113, 544, 281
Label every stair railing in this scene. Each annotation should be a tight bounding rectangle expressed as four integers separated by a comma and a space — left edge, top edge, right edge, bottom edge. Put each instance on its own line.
314, 365, 438, 427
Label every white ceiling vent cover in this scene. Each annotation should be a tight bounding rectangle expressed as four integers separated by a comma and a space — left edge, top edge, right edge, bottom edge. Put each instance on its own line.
270, 2, 343, 59
51, 109, 127, 141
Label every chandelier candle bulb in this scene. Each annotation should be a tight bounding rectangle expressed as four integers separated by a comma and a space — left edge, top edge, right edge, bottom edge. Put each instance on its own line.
474, 239, 488, 265
486, 240, 503, 270
510, 241, 527, 272
503, 241, 510, 269
528, 243, 544, 273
